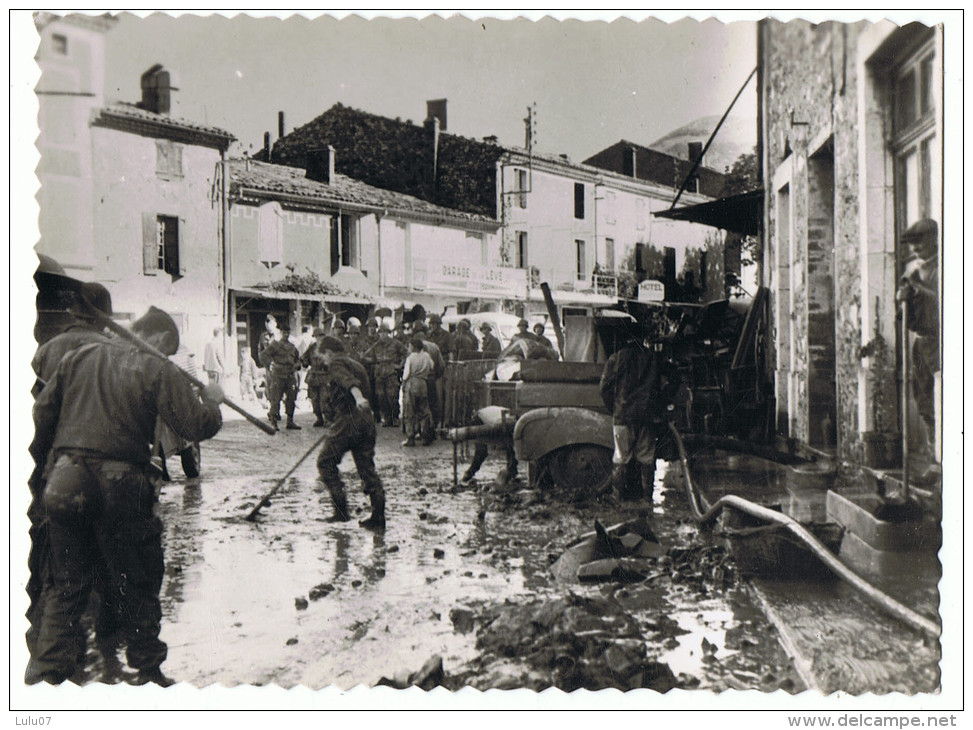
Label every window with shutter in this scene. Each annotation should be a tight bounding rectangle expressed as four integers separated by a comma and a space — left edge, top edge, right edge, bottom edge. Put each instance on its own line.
142, 212, 158, 275
156, 140, 184, 179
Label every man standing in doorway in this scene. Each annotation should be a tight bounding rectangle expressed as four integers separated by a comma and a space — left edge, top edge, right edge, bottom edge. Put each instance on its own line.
896, 218, 941, 467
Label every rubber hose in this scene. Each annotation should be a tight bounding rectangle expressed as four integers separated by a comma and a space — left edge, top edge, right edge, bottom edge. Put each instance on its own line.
667, 423, 941, 640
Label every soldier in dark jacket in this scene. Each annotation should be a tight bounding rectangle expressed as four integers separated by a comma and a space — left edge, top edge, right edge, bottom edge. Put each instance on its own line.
479, 323, 502, 357
314, 337, 387, 529
28, 281, 115, 673
300, 327, 330, 427
372, 322, 408, 427
599, 320, 679, 501
28, 306, 223, 686
425, 313, 453, 360
259, 320, 302, 431
451, 318, 479, 360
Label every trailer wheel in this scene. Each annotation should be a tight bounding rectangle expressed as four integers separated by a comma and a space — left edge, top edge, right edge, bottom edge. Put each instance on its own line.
547, 444, 613, 501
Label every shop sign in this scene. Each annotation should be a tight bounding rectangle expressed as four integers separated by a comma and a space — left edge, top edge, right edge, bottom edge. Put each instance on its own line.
638, 279, 665, 302
415, 260, 527, 297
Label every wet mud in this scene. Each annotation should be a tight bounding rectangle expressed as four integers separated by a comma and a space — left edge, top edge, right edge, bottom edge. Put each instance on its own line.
61, 413, 929, 693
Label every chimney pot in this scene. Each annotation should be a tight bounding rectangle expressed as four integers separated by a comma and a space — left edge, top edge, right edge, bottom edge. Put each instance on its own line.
305, 146, 336, 185
264, 131, 271, 160
425, 99, 447, 131
278, 111, 285, 138
688, 141, 703, 164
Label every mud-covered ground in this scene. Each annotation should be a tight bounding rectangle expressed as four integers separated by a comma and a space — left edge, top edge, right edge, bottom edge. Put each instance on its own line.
66, 405, 801, 692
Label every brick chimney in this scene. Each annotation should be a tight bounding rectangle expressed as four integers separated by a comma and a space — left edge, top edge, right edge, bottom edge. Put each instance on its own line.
687, 141, 703, 165
139, 64, 179, 115
306, 146, 335, 185
424, 116, 441, 188
426, 98, 447, 131
278, 111, 285, 138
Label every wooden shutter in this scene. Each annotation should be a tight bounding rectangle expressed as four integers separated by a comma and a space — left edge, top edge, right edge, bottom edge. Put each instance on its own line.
142, 212, 158, 275
177, 217, 186, 276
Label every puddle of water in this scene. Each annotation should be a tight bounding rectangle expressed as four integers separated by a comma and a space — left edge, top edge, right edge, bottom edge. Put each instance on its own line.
656, 603, 736, 679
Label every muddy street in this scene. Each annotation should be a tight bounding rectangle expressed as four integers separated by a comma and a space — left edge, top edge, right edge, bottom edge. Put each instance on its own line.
146, 409, 804, 692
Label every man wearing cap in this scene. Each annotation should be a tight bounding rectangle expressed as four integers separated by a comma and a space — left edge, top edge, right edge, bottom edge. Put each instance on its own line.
28, 306, 224, 686
426, 313, 452, 359
451, 318, 479, 360
479, 323, 502, 357
372, 322, 408, 427
300, 327, 330, 427
896, 218, 941, 463
259, 320, 302, 431
314, 336, 387, 529
29, 279, 116, 674
599, 318, 679, 502
413, 322, 446, 434
203, 327, 224, 385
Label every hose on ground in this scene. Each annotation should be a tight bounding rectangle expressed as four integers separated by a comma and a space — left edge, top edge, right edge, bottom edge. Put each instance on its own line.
667, 423, 941, 640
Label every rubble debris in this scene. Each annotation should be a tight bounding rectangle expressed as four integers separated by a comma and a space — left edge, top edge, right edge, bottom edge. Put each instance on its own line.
577, 558, 650, 583
294, 597, 308, 611
309, 583, 334, 601
433, 548, 446, 559
376, 655, 445, 690
286, 637, 298, 646
449, 606, 475, 634
462, 593, 680, 692
550, 516, 667, 582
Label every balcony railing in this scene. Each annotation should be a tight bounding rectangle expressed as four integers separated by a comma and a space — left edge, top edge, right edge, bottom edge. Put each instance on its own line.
527, 267, 618, 298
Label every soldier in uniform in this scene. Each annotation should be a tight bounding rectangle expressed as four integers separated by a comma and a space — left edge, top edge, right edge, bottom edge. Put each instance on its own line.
259, 320, 302, 431
300, 327, 330, 427
425, 313, 453, 360
412, 322, 446, 434
599, 319, 679, 501
314, 336, 387, 529
479, 322, 502, 358
451, 318, 479, 360
28, 306, 223, 686
29, 280, 115, 674
372, 322, 408, 427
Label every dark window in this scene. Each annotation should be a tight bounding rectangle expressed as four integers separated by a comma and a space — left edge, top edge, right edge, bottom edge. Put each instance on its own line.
143, 213, 182, 278
516, 231, 528, 268
605, 238, 615, 270
663, 247, 676, 282
575, 240, 586, 280
329, 217, 340, 276
574, 183, 585, 219
634, 243, 646, 273
52, 33, 68, 55
699, 250, 708, 290
517, 169, 528, 208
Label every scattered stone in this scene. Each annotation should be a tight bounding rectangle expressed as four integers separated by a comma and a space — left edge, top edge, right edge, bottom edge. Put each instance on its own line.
286, 637, 298, 646
433, 548, 445, 559
387, 545, 399, 553
309, 583, 334, 600
351, 580, 362, 588
478, 573, 488, 579
376, 655, 445, 690
418, 488, 428, 496
430, 611, 441, 621
449, 606, 475, 634
463, 571, 474, 577
419, 512, 428, 520
295, 597, 309, 610
577, 558, 649, 583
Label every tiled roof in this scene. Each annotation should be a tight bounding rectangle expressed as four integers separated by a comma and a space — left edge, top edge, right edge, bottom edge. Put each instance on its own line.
229, 159, 499, 229
270, 103, 504, 217
92, 102, 235, 150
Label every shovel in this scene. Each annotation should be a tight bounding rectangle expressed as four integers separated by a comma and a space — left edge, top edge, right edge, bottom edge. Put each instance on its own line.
244, 431, 329, 521
873, 299, 923, 523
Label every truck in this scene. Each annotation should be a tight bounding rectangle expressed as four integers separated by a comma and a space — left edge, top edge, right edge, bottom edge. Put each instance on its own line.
446, 288, 772, 499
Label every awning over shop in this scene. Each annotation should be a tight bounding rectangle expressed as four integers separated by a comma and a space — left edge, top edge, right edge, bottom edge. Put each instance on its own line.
654, 190, 763, 236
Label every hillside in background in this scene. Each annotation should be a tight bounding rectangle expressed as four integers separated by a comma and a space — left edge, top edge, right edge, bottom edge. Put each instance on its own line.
649, 115, 756, 173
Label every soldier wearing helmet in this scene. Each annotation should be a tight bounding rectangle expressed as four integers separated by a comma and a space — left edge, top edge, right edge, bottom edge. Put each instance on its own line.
599, 314, 680, 502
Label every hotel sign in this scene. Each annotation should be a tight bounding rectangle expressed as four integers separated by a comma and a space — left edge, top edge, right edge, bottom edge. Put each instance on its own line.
637, 279, 665, 302
415, 260, 527, 297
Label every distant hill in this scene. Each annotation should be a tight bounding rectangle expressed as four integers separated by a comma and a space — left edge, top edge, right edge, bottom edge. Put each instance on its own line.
650, 115, 756, 174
